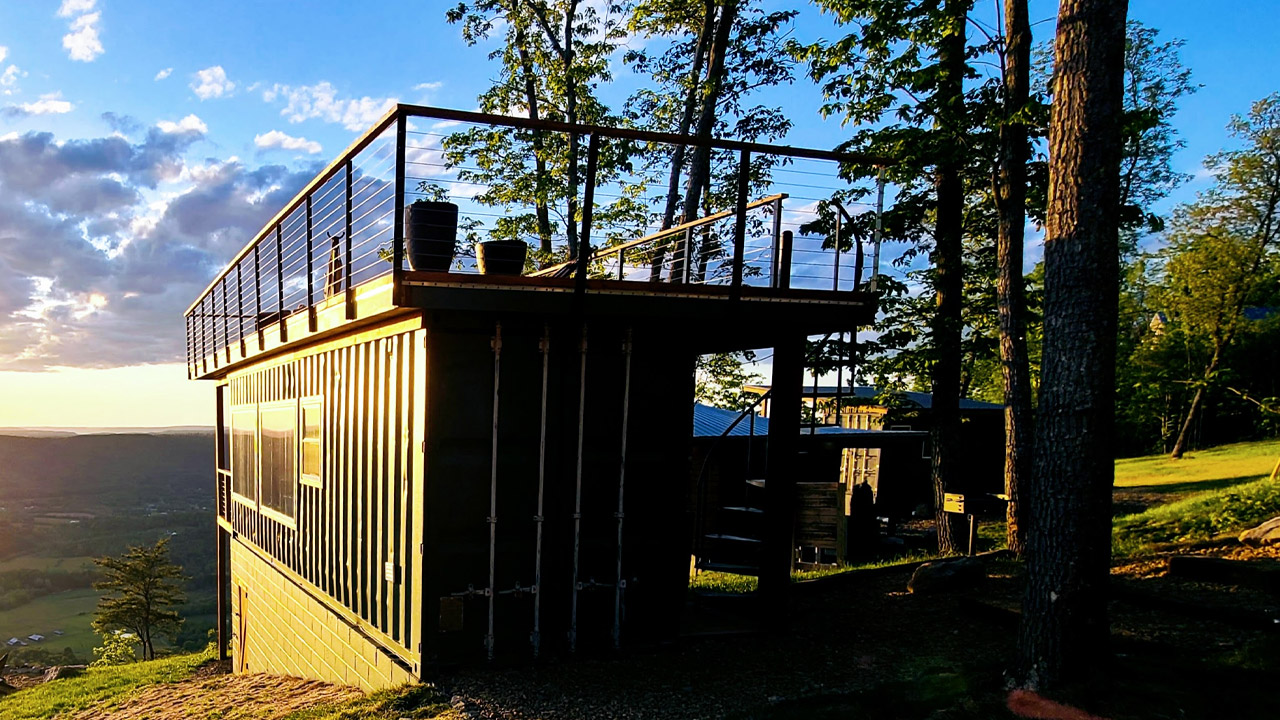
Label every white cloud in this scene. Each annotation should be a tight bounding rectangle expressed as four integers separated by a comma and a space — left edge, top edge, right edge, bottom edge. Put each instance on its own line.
413, 82, 442, 93
190, 65, 235, 100
156, 114, 208, 135
0, 47, 8, 64
8, 93, 74, 116
154, 67, 173, 81
265, 81, 397, 131
56, 0, 96, 17
62, 11, 104, 62
0, 65, 21, 96
254, 130, 322, 155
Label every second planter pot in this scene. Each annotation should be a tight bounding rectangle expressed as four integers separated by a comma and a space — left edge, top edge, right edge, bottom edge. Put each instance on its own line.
476, 240, 529, 276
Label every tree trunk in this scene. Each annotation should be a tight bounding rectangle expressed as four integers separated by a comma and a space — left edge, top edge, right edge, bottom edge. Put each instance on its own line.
1017, 0, 1128, 694
650, 0, 714, 281
516, 29, 554, 255
564, 0, 581, 258
1169, 343, 1222, 459
996, 0, 1034, 558
681, 2, 738, 243
929, 0, 967, 556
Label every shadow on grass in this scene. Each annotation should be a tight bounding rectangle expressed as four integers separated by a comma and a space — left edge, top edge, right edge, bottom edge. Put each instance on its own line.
1116, 473, 1266, 496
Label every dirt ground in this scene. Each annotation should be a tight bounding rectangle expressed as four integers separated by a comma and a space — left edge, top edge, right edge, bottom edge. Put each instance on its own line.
68, 667, 361, 720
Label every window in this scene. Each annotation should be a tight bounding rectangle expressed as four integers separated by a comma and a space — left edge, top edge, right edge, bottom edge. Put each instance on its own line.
230, 407, 257, 502
259, 401, 296, 521
300, 398, 322, 487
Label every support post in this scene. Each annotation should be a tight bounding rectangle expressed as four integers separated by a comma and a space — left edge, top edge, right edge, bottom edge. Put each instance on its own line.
253, 245, 262, 350
305, 196, 316, 332
771, 196, 784, 288
731, 149, 750, 299
217, 525, 229, 664
779, 231, 793, 290
275, 225, 286, 344
760, 335, 804, 621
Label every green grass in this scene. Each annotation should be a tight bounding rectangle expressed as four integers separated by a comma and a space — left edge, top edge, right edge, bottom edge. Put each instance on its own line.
0, 555, 96, 572
0, 588, 100, 658
0, 647, 214, 719
1114, 439, 1279, 491
690, 551, 936, 594
1113, 477, 1280, 557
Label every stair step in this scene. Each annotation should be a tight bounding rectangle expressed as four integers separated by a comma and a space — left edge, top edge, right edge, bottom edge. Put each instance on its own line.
704, 533, 762, 544
695, 560, 761, 576
722, 506, 764, 514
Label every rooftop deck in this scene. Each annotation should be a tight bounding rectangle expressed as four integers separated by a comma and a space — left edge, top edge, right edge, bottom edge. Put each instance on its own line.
184, 105, 888, 380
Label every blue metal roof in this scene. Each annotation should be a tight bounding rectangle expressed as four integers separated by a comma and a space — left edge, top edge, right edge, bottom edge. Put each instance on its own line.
742, 385, 1003, 411
693, 403, 769, 437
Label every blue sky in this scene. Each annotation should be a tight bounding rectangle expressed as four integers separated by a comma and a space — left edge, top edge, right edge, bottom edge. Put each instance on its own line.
0, 0, 1274, 426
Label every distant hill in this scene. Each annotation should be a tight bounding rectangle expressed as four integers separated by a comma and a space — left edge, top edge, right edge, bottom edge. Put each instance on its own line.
0, 434, 212, 510
0, 426, 213, 437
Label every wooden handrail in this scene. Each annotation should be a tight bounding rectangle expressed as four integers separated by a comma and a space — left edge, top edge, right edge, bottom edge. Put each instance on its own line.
528, 193, 788, 278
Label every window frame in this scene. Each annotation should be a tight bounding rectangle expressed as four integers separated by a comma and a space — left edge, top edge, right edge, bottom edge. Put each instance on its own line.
299, 395, 324, 488
257, 398, 299, 528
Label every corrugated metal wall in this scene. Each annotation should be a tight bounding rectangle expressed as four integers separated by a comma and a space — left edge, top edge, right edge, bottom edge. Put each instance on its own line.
225, 321, 425, 672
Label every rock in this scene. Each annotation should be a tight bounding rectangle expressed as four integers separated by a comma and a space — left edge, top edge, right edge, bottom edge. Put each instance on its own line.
0, 680, 15, 696
41, 665, 84, 683
907, 557, 985, 594
1239, 516, 1280, 547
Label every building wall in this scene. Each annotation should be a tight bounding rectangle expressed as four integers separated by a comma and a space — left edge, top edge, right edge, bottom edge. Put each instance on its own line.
230, 537, 416, 691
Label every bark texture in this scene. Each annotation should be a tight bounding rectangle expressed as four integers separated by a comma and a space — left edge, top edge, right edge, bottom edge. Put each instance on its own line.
929, 0, 967, 556
1017, 0, 1128, 692
996, 0, 1034, 558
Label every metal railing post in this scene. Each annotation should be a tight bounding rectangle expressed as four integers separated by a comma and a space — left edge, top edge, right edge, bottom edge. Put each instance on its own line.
771, 196, 783, 288
871, 166, 885, 293
730, 149, 750, 299
833, 204, 842, 292
345, 159, 355, 319
275, 224, 286, 343
305, 195, 315, 332
236, 264, 245, 357
254, 244, 263, 350
779, 230, 793, 290
220, 278, 230, 364
393, 112, 407, 302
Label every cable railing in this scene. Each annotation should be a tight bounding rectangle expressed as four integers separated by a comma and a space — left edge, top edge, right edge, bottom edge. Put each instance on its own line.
185, 105, 889, 378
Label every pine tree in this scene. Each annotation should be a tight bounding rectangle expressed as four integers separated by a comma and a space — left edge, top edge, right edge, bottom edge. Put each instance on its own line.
92, 538, 187, 661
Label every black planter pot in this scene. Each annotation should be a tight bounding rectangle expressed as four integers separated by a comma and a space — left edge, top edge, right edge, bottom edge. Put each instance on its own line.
404, 201, 459, 272
476, 240, 529, 276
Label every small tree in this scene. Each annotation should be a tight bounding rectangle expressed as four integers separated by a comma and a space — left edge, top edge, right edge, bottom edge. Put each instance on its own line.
92, 538, 187, 661
91, 629, 137, 667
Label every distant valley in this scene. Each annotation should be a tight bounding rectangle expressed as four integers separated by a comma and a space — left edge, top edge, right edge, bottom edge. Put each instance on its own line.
0, 432, 216, 662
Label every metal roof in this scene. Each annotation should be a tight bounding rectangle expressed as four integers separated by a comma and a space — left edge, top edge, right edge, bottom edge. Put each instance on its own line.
742, 385, 1003, 411
693, 403, 769, 437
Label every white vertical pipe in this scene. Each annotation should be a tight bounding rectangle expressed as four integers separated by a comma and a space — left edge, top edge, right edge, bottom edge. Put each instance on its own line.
612, 328, 633, 650
486, 322, 502, 661
531, 325, 549, 658
871, 166, 885, 293
568, 325, 588, 653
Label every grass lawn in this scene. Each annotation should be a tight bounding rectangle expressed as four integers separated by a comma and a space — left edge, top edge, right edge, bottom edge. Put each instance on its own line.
0, 648, 214, 719
1113, 438, 1280, 557
1114, 438, 1279, 492
0, 555, 96, 572
0, 588, 100, 659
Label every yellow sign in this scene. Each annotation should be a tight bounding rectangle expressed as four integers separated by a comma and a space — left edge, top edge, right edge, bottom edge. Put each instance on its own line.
943, 493, 965, 514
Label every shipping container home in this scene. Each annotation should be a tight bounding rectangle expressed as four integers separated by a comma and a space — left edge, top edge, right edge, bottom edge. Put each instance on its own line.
187, 105, 886, 689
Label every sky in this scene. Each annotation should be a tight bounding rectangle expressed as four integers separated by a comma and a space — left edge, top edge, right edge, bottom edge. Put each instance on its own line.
0, 0, 1275, 428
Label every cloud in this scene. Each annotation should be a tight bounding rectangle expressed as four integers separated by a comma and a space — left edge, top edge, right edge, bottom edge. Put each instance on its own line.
1, 65, 24, 96
190, 65, 234, 100
254, 130, 322, 155
265, 81, 397, 131
0, 47, 7, 64
0, 127, 318, 370
62, 11, 104, 62
3, 93, 74, 117
154, 67, 173, 81
56, 0, 96, 17
156, 114, 208, 135
413, 81, 442, 93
